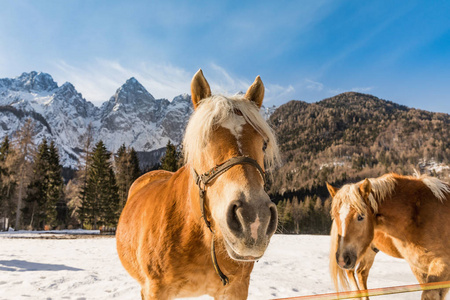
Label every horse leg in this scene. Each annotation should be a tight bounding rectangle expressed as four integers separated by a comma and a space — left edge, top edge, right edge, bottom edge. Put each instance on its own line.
417, 260, 449, 300
140, 281, 173, 300
410, 266, 427, 284
356, 249, 377, 300
346, 269, 360, 291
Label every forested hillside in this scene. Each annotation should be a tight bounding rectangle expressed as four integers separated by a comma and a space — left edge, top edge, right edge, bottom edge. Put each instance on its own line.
2, 91, 449, 234
268, 92, 450, 233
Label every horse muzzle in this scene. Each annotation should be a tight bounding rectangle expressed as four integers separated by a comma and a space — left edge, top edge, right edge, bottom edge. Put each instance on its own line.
336, 250, 357, 269
223, 199, 277, 261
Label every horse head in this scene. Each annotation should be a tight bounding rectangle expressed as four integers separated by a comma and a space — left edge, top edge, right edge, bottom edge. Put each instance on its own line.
327, 179, 375, 269
183, 69, 280, 261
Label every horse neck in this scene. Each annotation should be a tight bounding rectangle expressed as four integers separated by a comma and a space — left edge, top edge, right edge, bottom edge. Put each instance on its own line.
374, 178, 423, 239
178, 165, 214, 242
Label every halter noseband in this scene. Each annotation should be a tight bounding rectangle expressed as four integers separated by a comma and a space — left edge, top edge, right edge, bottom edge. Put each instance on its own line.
192, 155, 266, 285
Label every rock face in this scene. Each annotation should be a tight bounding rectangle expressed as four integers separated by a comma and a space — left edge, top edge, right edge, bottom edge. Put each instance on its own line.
0, 72, 193, 167
97, 78, 193, 155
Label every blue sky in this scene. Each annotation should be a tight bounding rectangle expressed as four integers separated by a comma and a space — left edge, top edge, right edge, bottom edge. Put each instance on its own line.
1, 1, 450, 113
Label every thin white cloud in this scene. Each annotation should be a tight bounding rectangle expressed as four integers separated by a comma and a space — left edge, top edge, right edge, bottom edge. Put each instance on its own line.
208, 63, 295, 104
208, 63, 250, 94
50, 60, 294, 107
52, 59, 192, 105
328, 88, 346, 95
305, 79, 324, 91
351, 86, 374, 93
327, 86, 374, 95
265, 84, 295, 103
317, 7, 414, 78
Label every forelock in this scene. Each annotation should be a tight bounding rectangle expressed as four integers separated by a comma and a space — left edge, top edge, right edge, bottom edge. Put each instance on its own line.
182, 94, 281, 169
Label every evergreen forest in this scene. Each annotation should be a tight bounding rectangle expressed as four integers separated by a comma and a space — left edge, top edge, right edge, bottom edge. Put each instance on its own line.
1, 92, 449, 234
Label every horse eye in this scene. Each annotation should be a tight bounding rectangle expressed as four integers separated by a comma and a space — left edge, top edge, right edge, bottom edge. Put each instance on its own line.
357, 215, 364, 221
262, 142, 268, 152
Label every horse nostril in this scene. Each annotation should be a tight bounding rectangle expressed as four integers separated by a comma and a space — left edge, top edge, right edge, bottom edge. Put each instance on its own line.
344, 253, 352, 267
266, 203, 278, 236
226, 200, 243, 236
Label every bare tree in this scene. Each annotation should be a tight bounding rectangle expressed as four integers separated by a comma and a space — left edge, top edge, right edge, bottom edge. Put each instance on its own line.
12, 119, 36, 230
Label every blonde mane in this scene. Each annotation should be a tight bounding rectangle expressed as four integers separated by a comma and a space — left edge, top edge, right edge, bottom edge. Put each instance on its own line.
183, 94, 280, 169
414, 173, 450, 202
331, 173, 450, 216
331, 174, 397, 216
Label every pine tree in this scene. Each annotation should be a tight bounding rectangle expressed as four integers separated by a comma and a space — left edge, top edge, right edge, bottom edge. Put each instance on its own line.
114, 144, 141, 212
0, 136, 15, 230
283, 200, 294, 232
161, 140, 179, 172
291, 196, 301, 234
73, 123, 94, 228
313, 198, 324, 233
82, 141, 119, 229
0, 136, 10, 168
22, 139, 64, 230
129, 147, 141, 181
48, 141, 65, 228
115, 144, 128, 211
23, 138, 49, 229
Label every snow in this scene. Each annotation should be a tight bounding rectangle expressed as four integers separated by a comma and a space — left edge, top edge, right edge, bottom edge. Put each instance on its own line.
0, 233, 422, 300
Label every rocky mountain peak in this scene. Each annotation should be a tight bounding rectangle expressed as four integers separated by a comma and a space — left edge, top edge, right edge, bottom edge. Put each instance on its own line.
172, 93, 191, 105
0, 71, 195, 167
117, 77, 154, 101
103, 77, 156, 114
16, 71, 58, 92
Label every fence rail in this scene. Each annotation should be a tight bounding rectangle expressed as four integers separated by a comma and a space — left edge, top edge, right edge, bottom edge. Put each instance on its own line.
274, 281, 450, 300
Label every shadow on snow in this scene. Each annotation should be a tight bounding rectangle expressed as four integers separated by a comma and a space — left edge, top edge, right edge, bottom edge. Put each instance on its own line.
0, 260, 83, 272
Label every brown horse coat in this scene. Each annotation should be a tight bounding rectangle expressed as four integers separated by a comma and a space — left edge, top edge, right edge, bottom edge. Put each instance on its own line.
116, 70, 280, 300
117, 167, 254, 299
328, 173, 450, 300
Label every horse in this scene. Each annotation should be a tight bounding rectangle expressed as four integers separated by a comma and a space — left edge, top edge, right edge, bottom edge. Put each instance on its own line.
116, 69, 280, 300
329, 222, 403, 300
327, 173, 450, 300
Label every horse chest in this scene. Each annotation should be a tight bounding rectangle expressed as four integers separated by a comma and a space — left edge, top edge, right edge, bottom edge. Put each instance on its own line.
392, 238, 433, 271
175, 270, 223, 298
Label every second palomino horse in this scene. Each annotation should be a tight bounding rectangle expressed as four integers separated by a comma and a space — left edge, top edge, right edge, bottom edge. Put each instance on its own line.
328, 173, 450, 300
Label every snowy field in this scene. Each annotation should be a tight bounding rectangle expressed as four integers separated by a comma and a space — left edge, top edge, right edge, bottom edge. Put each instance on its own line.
0, 232, 422, 300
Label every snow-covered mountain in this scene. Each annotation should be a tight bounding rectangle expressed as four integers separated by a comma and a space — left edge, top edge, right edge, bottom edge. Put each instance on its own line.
260, 104, 277, 120
0, 72, 193, 167
97, 78, 192, 154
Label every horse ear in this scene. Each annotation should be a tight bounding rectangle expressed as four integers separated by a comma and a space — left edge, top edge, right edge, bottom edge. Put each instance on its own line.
359, 179, 372, 199
326, 182, 339, 198
191, 69, 211, 109
245, 76, 264, 108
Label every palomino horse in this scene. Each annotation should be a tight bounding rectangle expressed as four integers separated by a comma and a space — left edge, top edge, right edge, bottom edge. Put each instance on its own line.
329, 222, 403, 300
327, 173, 450, 300
116, 70, 280, 300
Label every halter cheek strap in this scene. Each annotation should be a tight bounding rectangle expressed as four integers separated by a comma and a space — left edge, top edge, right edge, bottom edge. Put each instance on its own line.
192, 156, 266, 285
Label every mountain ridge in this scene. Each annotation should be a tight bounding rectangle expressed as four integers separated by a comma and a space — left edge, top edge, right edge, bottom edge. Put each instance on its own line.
0, 71, 193, 167
268, 92, 450, 198
1, 71, 449, 193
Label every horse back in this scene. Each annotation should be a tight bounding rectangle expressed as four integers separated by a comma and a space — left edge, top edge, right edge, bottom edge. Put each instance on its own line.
116, 169, 175, 284
128, 170, 173, 200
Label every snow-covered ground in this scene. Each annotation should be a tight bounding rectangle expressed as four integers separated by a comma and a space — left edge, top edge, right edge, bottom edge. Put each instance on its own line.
0, 233, 421, 300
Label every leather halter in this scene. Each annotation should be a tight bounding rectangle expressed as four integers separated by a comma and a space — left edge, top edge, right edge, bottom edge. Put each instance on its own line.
192, 156, 266, 285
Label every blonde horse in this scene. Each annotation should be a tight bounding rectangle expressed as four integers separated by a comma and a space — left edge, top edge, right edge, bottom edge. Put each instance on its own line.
327, 173, 450, 300
116, 70, 280, 300
329, 221, 403, 300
